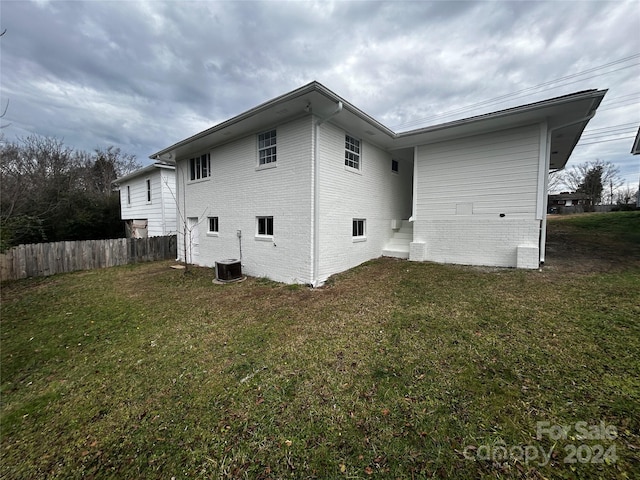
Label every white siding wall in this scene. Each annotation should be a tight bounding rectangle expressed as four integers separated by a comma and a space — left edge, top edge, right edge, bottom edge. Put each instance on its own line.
413, 124, 542, 268
316, 122, 412, 283
119, 168, 176, 237
159, 169, 177, 235
177, 117, 314, 284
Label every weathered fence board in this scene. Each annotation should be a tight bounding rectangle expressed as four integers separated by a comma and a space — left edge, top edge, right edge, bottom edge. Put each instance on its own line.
0, 236, 177, 282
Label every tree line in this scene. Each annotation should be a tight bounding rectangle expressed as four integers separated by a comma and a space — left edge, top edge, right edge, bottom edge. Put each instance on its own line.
549, 159, 638, 210
0, 135, 141, 251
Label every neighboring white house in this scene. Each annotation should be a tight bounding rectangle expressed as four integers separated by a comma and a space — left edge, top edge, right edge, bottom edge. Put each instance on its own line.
150, 82, 606, 285
112, 162, 177, 238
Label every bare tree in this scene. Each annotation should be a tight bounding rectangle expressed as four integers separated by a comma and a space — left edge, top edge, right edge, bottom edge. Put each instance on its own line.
548, 171, 565, 194
163, 170, 207, 272
615, 184, 635, 205
0, 135, 138, 249
560, 159, 624, 204
77, 146, 141, 197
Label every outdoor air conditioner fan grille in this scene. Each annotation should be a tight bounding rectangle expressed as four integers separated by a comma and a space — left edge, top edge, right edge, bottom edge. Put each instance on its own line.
215, 259, 242, 282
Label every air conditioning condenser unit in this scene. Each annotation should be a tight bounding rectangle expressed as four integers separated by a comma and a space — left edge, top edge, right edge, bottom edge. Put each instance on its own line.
215, 259, 242, 282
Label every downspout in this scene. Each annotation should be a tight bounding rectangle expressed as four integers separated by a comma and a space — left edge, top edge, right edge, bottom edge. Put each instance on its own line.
312, 101, 343, 287
409, 146, 418, 222
160, 171, 167, 235
539, 108, 597, 265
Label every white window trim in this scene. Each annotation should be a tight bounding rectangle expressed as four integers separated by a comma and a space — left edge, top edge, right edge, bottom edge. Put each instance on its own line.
256, 162, 278, 172
391, 159, 399, 174
345, 134, 361, 172
257, 129, 277, 169
126, 185, 131, 206
207, 216, 219, 237
352, 218, 366, 242
255, 216, 274, 240
146, 178, 152, 204
188, 153, 212, 183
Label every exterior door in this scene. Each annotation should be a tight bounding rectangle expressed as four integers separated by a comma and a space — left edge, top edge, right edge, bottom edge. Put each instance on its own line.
187, 217, 200, 264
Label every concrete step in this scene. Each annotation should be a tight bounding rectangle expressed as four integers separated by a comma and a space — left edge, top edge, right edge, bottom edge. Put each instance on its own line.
382, 248, 410, 259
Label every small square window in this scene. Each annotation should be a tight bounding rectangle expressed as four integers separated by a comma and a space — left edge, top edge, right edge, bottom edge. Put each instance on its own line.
352, 218, 365, 237
257, 216, 274, 236
391, 159, 399, 173
208, 216, 219, 233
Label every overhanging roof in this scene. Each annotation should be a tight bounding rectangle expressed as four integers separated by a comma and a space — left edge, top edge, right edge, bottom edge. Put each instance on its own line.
150, 81, 607, 170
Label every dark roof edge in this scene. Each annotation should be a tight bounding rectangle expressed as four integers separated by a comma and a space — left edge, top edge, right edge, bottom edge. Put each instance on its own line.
395, 89, 608, 140
150, 83, 608, 160
150, 81, 395, 159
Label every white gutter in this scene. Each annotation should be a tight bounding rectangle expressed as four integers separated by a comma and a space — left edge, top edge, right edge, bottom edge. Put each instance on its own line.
539, 108, 598, 265
312, 101, 343, 287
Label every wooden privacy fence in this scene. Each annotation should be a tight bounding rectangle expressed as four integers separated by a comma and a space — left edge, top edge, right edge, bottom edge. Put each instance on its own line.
0, 235, 177, 282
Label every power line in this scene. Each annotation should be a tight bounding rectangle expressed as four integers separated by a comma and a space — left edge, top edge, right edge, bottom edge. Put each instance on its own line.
576, 136, 636, 147
396, 62, 639, 129
583, 122, 637, 133
392, 53, 640, 130
581, 127, 638, 139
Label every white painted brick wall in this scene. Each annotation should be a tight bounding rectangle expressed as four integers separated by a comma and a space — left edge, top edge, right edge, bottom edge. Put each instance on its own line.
316, 122, 412, 282
412, 218, 540, 267
412, 124, 543, 268
176, 116, 314, 284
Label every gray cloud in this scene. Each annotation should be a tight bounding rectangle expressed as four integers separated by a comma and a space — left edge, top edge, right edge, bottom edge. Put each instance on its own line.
1, 0, 638, 185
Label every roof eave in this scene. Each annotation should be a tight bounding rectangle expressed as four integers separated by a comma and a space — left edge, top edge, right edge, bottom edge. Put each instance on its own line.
149, 81, 395, 161
112, 162, 175, 185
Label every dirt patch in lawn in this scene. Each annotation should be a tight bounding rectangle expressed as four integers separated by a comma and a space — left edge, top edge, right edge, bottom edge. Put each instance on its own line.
544, 213, 640, 273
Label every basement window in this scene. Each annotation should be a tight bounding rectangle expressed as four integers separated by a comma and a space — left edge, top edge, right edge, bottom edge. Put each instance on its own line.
256, 216, 274, 237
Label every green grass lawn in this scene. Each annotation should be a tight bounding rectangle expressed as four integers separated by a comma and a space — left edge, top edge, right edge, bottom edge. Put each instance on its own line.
2, 212, 639, 479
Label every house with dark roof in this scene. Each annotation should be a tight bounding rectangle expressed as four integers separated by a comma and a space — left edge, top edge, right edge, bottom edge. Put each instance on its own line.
548, 192, 592, 214
151, 82, 606, 285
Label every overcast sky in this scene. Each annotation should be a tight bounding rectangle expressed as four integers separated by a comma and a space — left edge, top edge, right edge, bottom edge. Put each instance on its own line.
1, 0, 639, 189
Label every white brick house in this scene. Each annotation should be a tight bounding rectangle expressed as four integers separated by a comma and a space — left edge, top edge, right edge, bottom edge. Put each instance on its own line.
151, 82, 605, 285
112, 162, 177, 238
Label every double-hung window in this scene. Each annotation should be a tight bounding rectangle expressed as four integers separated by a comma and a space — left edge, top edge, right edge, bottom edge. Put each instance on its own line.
189, 153, 211, 181
146, 179, 152, 203
352, 218, 365, 238
257, 216, 274, 236
345, 134, 360, 170
258, 130, 277, 165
